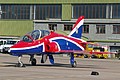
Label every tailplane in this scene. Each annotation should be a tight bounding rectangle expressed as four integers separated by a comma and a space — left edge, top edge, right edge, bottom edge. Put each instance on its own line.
68, 16, 84, 39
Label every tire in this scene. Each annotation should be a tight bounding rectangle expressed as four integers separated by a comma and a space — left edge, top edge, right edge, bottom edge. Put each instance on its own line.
0, 49, 3, 53
91, 55, 98, 58
31, 58, 36, 66
71, 61, 77, 67
84, 55, 88, 58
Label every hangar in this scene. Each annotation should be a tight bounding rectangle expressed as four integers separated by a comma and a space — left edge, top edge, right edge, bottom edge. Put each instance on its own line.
0, 0, 120, 52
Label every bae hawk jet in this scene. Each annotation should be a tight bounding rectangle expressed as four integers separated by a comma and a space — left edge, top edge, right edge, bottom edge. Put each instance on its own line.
9, 16, 86, 67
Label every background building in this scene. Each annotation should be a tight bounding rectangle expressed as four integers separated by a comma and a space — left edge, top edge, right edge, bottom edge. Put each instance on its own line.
0, 0, 120, 52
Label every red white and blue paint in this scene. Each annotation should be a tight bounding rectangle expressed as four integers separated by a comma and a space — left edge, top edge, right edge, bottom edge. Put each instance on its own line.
9, 16, 86, 67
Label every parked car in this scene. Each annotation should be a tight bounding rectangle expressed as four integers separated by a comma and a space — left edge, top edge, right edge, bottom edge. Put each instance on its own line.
2, 39, 19, 53
0, 40, 7, 52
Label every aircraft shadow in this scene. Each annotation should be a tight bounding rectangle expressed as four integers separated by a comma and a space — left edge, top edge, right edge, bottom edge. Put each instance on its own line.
1, 62, 105, 69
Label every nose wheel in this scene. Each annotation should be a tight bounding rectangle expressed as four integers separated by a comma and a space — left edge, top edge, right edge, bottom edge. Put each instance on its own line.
15, 61, 26, 67
15, 56, 25, 67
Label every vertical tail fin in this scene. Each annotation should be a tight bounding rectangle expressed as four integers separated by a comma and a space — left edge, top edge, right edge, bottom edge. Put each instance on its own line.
68, 16, 84, 39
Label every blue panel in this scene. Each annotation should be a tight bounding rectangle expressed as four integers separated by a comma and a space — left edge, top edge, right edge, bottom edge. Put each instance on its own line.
70, 25, 82, 39
52, 39, 82, 51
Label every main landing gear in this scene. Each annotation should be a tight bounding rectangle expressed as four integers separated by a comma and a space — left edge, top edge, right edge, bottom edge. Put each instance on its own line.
70, 53, 77, 67
15, 53, 77, 68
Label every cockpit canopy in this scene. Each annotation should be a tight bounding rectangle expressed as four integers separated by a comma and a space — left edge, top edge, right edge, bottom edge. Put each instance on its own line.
22, 30, 50, 42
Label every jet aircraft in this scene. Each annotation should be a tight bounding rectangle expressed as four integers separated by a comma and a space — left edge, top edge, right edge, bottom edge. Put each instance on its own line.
9, 16, 86, 67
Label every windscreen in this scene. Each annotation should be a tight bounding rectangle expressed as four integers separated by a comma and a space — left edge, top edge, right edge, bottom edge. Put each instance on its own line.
22, 35, 33, 42
22, 30, 50, 42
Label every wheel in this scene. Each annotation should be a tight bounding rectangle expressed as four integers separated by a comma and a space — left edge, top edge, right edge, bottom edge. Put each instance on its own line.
15, 62, 26, 67
84, 54, 88, 58
31, 58, 37, 66
71, 61, 77, 67
2, 49, 5, 53
0, 49, 3, 53
91, 55, 98, 58
100, 56, 105, 59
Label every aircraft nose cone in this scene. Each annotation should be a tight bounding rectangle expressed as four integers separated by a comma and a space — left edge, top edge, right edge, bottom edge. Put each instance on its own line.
8, 48, 15, 53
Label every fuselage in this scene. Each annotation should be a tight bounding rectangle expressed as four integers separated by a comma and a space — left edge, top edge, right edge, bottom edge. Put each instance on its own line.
9, 30, 85, 56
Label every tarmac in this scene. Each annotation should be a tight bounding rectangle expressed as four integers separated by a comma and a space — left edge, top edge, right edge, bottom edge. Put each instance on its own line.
0, 53, 120, 80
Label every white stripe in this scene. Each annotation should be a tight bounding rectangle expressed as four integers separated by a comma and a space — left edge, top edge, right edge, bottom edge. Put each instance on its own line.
49, 37, 84, 50
68, 19, 84, 37
10, 43, 45, 51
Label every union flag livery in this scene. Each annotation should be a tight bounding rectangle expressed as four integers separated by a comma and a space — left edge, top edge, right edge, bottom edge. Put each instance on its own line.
9, 16, 86, 67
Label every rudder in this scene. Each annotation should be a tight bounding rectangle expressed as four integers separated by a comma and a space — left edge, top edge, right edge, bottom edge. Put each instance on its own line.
68, 16, 84, 39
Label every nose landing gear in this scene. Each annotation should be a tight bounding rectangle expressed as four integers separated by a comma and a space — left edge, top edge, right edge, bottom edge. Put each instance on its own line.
15, 56, 25, 67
